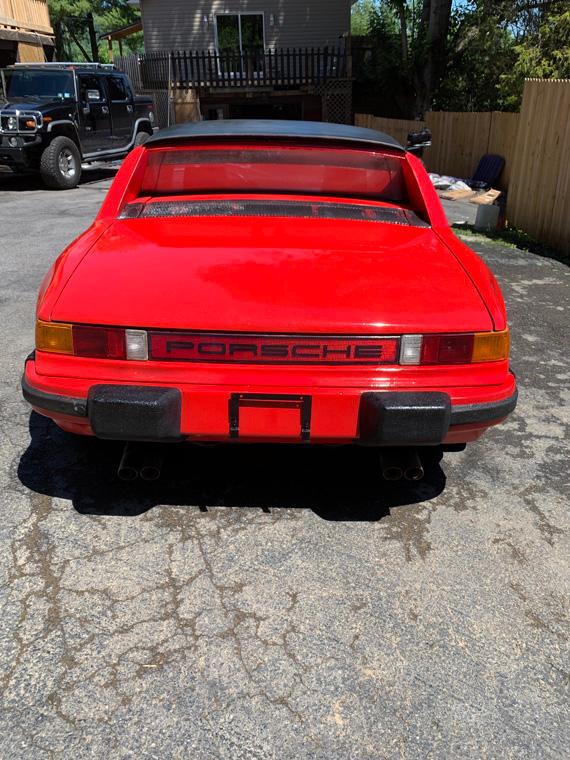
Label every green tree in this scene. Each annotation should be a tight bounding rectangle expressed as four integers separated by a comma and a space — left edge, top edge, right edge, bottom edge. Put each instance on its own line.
352, 0, 570, 115
434, 2, 518, 110
48, 1, 143, 62
498, 2, 570, 108
352, 4, 417, 116
351, 0, 379, 36
352, 0, 454, 116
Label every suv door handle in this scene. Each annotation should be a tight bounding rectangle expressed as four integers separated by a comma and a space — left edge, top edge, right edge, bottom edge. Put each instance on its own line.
127, 104, 133, 113
102, 105, 109, 114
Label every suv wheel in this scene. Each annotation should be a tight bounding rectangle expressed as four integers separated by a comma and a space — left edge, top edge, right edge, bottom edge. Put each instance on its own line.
40, 136, 82, 190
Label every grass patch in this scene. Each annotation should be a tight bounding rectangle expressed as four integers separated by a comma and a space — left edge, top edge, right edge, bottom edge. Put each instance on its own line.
452, 223, 569, 267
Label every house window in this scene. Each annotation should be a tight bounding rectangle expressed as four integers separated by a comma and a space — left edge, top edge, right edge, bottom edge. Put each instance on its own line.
215, 13, 264, 54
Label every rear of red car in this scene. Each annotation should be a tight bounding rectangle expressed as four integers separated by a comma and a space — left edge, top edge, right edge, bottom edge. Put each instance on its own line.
23, 121, 516, 472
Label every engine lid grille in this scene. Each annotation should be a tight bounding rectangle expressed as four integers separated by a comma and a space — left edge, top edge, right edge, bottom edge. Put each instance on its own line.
120, 199, 428, 227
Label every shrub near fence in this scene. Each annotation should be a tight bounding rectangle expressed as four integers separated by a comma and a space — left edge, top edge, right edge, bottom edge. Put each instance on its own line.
356, 78, 570, 254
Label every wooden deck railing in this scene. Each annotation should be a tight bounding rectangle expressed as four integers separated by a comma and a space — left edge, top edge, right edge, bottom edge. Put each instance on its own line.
134, 47, 349, 90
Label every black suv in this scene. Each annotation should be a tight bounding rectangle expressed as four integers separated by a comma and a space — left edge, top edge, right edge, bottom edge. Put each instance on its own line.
0, 63, 156, 189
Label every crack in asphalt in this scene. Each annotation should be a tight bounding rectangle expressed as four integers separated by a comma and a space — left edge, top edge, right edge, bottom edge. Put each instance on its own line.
1, 181, 569, 758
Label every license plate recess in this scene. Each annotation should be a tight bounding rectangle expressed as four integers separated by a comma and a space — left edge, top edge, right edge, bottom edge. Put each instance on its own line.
229, 393, 312, 440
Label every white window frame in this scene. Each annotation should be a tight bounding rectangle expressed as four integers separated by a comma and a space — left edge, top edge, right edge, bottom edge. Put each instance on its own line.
214, 11, 266, 76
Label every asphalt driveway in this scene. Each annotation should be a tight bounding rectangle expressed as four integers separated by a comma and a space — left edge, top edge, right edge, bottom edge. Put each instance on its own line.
1, 169, 569, 759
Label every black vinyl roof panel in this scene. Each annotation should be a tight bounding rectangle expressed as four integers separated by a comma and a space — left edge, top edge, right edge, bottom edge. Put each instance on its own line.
146, 119, 404, 151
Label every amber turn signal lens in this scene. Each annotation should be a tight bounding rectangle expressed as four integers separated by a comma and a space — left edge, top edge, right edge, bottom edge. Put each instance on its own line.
35, 320, 73, 354
472, 329, 510, 362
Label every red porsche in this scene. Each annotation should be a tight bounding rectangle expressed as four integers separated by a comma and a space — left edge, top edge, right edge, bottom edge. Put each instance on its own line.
22, 120, 517, 480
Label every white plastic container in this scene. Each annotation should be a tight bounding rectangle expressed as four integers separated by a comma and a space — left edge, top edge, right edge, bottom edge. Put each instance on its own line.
474, 203, 500, 231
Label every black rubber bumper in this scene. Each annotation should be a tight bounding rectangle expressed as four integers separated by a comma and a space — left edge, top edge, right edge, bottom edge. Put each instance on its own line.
360, 391, 451, 445
21, 376, 182, 441
359, 389, 518, 445
22, 374, 518, 444
88, 384, 182, 441
22, 373, 87, 417
449, 391, 518, 425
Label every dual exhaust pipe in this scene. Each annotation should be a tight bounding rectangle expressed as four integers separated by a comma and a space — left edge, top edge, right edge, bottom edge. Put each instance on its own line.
379, 448, 425, 482
118, 443, 164, 482
118, 443, 424, 483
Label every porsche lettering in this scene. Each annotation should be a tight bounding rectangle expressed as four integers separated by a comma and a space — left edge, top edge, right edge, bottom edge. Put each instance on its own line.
150, 335, 400, 364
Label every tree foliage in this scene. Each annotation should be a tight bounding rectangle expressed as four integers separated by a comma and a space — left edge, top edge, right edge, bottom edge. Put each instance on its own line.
351, 0, 570, 116
48, 1, 143, 62
498, 2, 570, 109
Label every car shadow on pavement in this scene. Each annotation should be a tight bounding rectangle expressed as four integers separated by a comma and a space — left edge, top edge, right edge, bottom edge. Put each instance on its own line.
18, 412, 446, 522
0, 165, 118, 191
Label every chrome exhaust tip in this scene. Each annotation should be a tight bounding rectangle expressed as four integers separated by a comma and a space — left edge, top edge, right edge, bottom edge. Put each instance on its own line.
379, 450, 404, 481
384, 466, 404, 481
139, 464, 161, 482
117, 443, 139, 481
403, 449, 425, 481
139, 447, 164, 482
404, 465, 425, 481
118, 466, 138, 482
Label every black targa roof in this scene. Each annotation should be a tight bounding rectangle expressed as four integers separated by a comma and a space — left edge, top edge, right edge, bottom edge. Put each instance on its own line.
146, 119, 404, 152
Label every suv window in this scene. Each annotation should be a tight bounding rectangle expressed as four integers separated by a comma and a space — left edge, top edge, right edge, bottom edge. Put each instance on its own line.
108, 76, 129, 102
78, 75, 105, 104
4, 70, 74, 100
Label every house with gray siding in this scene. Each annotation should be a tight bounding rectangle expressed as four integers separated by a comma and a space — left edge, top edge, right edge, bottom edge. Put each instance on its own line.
136, 1, 353, 54
125, 0, 355, 123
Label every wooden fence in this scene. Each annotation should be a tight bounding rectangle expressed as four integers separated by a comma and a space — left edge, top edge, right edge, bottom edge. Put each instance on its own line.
355, 111, 519, 188
507, 79, 570, 254
356, 78, 570, 253
425, 111, 519, 187
354, 115, 422, 149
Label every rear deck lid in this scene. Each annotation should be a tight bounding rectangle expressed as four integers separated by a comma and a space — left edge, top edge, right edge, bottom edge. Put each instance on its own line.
51, 207, 492, 334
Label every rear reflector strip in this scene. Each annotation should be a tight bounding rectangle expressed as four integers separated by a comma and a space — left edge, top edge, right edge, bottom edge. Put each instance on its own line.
119, 200, 428, 227
149, 332, 400, 365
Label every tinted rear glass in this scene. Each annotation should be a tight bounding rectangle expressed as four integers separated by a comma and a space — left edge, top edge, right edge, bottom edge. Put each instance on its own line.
141, 145, 407, 202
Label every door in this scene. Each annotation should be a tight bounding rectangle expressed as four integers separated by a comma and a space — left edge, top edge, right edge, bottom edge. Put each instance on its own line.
106, 74, 133, 148
215, 13, 265, 79
78, 74, 111, 154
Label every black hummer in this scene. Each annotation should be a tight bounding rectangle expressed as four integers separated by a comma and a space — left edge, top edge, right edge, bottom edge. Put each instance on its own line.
0, 63, 156, 189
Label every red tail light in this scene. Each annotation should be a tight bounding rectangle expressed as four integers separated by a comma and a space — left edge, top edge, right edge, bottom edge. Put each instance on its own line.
72, 325, 126, 359
36, 322, 509, 365
420, 334, 475, 364
400, 330, 509, 365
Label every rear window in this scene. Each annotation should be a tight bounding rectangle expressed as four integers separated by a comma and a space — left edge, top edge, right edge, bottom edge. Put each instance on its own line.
140, 144, 407, 203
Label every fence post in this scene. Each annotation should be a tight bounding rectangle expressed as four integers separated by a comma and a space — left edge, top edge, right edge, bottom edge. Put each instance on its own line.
167, 52, 173, 126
